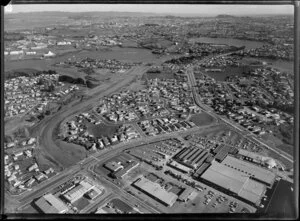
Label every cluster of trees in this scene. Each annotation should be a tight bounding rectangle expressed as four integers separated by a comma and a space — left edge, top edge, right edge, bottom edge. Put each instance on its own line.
278, 124, 294, 145
80, 67, 95, 75
165, 55, 202, 65
5, 69, 57, 80
58, 75, 85, 85
86, 80, 98, 88
4, 32, 25, 41
146, 67, 161, 73
13, 127, 30, 139
37, 78, 56, 92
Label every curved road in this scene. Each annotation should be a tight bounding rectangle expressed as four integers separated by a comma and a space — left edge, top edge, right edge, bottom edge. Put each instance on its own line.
38, 66, 149, 169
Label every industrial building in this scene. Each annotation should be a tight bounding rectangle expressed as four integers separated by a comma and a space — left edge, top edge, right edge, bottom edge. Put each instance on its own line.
174, 147, 211, 169
213, 144, 237, 162
168, 160, 191, 173
63, 180, 94, 203
104, 161, 124, 172
222, 155, 276, 187
178, 188, 196, 202
132, 177, 178, 207
238, 149, 277, 169
193, 162, 211, 179
35, 193, 68, 214
200, 160, 267, 205
85, 186, 103, 200
112, 161, 139, 179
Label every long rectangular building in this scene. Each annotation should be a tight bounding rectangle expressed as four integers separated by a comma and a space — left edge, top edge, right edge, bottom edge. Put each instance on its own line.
192, 152, 209, 167
190, 150, 207, 164
182, 148, 199, 161
132, 177, 178, 207
222, 155, 276, 186
200, 160, 266, 205
168, 160, 191, 173
193, 162, 211, 178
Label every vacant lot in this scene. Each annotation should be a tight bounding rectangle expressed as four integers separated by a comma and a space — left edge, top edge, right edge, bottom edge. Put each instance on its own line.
190, 112, 216, 126
52, 140, 87, 168
87, 122, 120, 138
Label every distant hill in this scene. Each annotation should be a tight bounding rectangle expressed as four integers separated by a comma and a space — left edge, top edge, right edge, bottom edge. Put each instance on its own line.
216, 14, 236, 18
5, 11, 159, 19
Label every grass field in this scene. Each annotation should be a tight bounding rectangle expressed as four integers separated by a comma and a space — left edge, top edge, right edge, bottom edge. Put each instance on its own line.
35, 151, 55, 171
53, 140, 87, 168
190, 112, 216, 126
87, 122, 120, 138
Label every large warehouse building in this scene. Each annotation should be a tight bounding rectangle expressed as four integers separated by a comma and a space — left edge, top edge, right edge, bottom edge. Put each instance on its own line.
132, 176, 178, 207
35, 193, 69, 214
222, 155, 276, 187
200, 160, 267, 205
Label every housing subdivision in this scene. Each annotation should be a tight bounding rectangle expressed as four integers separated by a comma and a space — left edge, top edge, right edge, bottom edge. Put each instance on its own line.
4, 10, 295, 217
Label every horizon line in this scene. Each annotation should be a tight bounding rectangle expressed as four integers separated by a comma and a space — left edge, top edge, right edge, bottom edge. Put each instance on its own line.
5, 10, 294, 16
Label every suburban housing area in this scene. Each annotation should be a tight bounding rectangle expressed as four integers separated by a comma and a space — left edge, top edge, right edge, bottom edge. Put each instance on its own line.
3, 6, 296, 218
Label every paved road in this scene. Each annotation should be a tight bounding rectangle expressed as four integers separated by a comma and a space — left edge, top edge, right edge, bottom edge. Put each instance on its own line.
11, 51, 292, 213
37, 66, 149, 169
14, 122, 214, 210
185, 66, 293, 164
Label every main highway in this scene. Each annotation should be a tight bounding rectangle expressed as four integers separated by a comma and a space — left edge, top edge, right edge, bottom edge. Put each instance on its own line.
15, 122, 213, 212
10, 50, 293, 213
11, 59, 219, 213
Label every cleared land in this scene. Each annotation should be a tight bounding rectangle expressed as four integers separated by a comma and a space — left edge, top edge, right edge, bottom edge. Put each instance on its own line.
190, 112, 216, 126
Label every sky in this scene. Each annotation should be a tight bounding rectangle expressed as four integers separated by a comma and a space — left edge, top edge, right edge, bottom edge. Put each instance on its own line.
5, 4, 294, 15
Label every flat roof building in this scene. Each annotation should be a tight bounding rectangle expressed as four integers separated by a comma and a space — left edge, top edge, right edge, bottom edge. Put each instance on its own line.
104, 161, 124, 172
35, 193, 68, 214
63, 180, 94, 203
132, 177, 178, 207
201, 160, 266, 205
238, 149, 277, 169
178, 188, 195, 202
113, 161, 139, 179
222, 155, 276, 186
